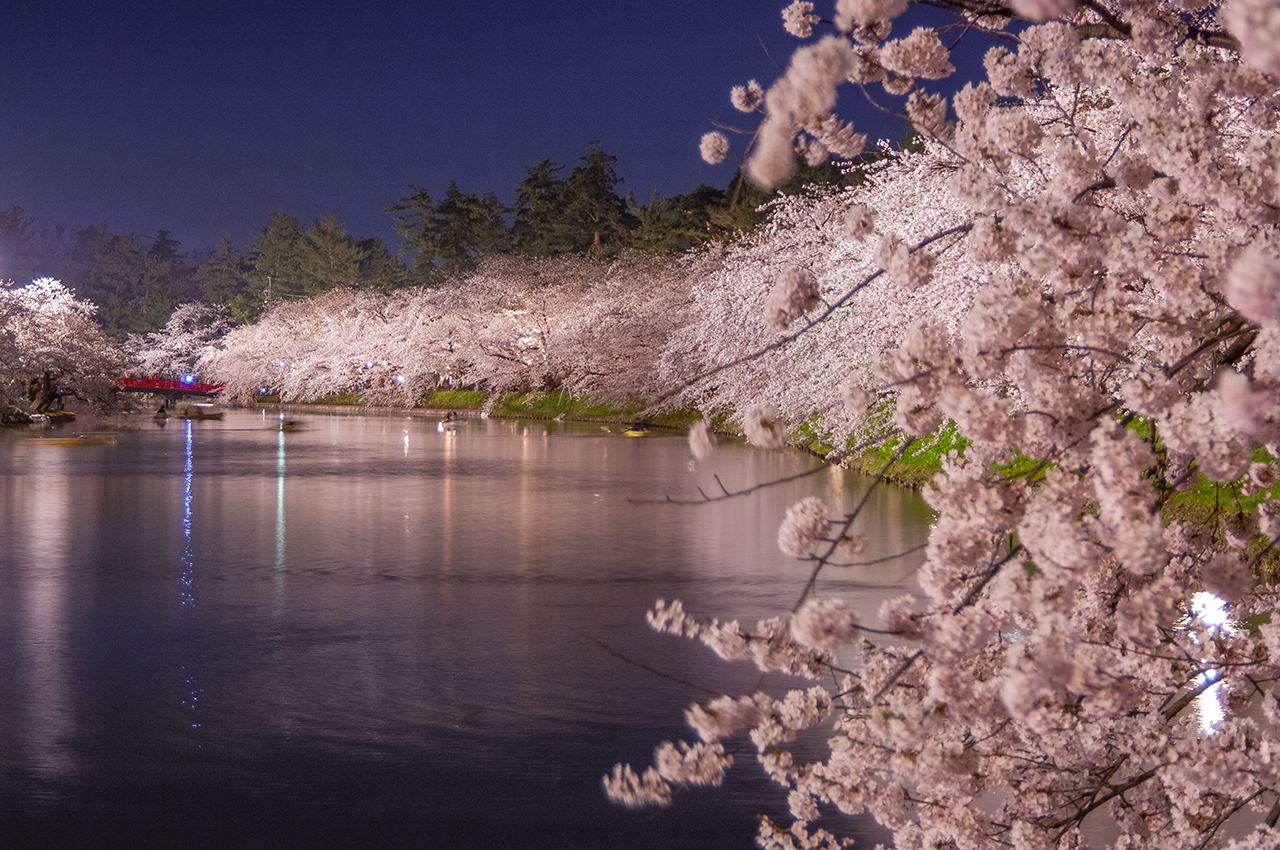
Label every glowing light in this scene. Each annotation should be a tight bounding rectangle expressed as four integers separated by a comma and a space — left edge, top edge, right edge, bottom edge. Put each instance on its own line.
182, 372, 194, 384
394, 374, 404, 384
1197, 673, 1226, 734
1191, 592, 1229, 628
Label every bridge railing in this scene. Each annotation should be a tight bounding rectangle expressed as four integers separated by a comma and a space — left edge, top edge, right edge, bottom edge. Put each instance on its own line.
113, 377, 225, 395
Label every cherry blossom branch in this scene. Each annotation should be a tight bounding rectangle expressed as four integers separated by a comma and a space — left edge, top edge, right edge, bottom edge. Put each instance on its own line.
588, 635, 723, 697
632, 430, 902, 506
793, 437, 916, 611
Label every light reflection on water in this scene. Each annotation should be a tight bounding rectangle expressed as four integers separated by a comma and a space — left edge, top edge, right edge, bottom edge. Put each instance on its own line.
0, 410, 931, 848
1190, 591, 1230, 734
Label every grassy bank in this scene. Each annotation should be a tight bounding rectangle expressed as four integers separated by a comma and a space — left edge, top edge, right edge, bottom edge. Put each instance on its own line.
257, 388, 705, 429
490, 391, 702, 428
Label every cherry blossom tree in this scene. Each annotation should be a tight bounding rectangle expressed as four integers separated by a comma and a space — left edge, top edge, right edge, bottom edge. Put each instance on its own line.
199, 252, 714, 406
124, 301, 233, 377
608, 2, 1280, 849
0, 278, 126, 414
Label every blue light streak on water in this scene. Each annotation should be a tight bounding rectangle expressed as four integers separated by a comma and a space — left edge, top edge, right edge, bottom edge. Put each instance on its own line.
181, 419, 203, 736
181, 419, 195, 608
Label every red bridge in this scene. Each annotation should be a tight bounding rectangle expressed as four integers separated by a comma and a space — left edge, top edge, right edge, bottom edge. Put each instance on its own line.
114, 376, 225, 399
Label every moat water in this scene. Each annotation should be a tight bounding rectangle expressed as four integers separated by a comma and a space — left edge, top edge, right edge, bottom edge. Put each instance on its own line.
0, 409, 931, 848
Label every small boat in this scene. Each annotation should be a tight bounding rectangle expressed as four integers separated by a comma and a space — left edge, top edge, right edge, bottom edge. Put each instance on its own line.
622, 422, 652, 437
178, 407, 224, 421
30, 433, 118, 446
437, 413, 464, 433
278, 420, 302, 432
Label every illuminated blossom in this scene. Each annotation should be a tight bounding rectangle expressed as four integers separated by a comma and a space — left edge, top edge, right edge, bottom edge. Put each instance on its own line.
748, 36, 856, 188
653, 740, 732, 786
843, 204, 876, 240
602, 764, 671, 808
777, 496, 832, 557
1225, 246, 1280, 322
688, 420, 716, 460
781, 1, 820, 38
879, 27, 954, 79
1009, 0, 1075, 21
743, 403, 787, 448
730, 79, 765, 112
699, 131, 730, 164
834, 0, 907, 33
1223, 0, 1280, 77
765, 267, 821, 329
790, 598, 859, 652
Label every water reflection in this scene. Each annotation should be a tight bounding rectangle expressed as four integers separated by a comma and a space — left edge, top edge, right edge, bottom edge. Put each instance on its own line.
11, 454, 79, 792
0, 411, 931, 848
1190, 591, 1229, 734
181, 419, 203, 739
181, 419, 195, 608
275, 427, 286, 576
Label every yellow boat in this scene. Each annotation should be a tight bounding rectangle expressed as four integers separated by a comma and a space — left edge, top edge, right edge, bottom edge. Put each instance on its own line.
29, 433, 118, 446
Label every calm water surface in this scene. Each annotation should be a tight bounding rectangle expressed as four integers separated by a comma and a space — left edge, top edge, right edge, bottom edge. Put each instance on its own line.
0, 410, 931, 848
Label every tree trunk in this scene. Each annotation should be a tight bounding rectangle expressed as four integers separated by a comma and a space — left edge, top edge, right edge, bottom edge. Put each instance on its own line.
28, 371, 58, 413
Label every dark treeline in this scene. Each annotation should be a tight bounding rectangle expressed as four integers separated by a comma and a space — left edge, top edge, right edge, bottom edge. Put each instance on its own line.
0, 142, 868, 337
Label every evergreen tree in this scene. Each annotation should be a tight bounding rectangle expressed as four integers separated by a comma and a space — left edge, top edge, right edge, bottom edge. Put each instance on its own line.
302, 214, 366, 294
387, 182, 510, 285
0, 206, 69, 285
559, 142, 632, 251
193, 232, 255, 322
626, 185, 727, 254
354, 236, 409, 292
63, 226, 180, 338
511, 160, 572, 256
247, 211, 307, 305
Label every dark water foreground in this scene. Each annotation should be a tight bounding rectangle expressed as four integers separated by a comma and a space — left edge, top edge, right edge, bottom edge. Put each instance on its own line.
0, 410, 930, 848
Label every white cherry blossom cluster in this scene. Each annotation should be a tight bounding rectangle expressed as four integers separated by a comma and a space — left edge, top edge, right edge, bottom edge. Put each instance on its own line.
764, 267, 821, 329
619, 1, 1280, 847
198, 252, 715, 405
0, 278, 126, 412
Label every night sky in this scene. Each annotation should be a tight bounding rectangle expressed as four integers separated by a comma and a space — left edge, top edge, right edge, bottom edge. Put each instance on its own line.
1, 1, 953, 254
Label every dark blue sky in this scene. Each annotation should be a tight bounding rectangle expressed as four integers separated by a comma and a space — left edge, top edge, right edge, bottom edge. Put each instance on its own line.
1, 1, 931, 254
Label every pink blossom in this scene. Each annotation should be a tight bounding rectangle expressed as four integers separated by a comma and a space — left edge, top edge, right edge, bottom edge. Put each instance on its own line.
765, 267, 821, 329
602, 764, 671, 808
834, 0, 907, 33
1009, 0, 1075, 22
730, 79, 764, 113
1225, 245, 1280, 322
879, 27, 954, 80
1223, 0, 1280, 78
699, 131, 730, 165
744, 404, 787, 448
777, 496, 832, 557
687, 420, 716, 460
781, 1, 820, 38
790, 598, 860, 653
